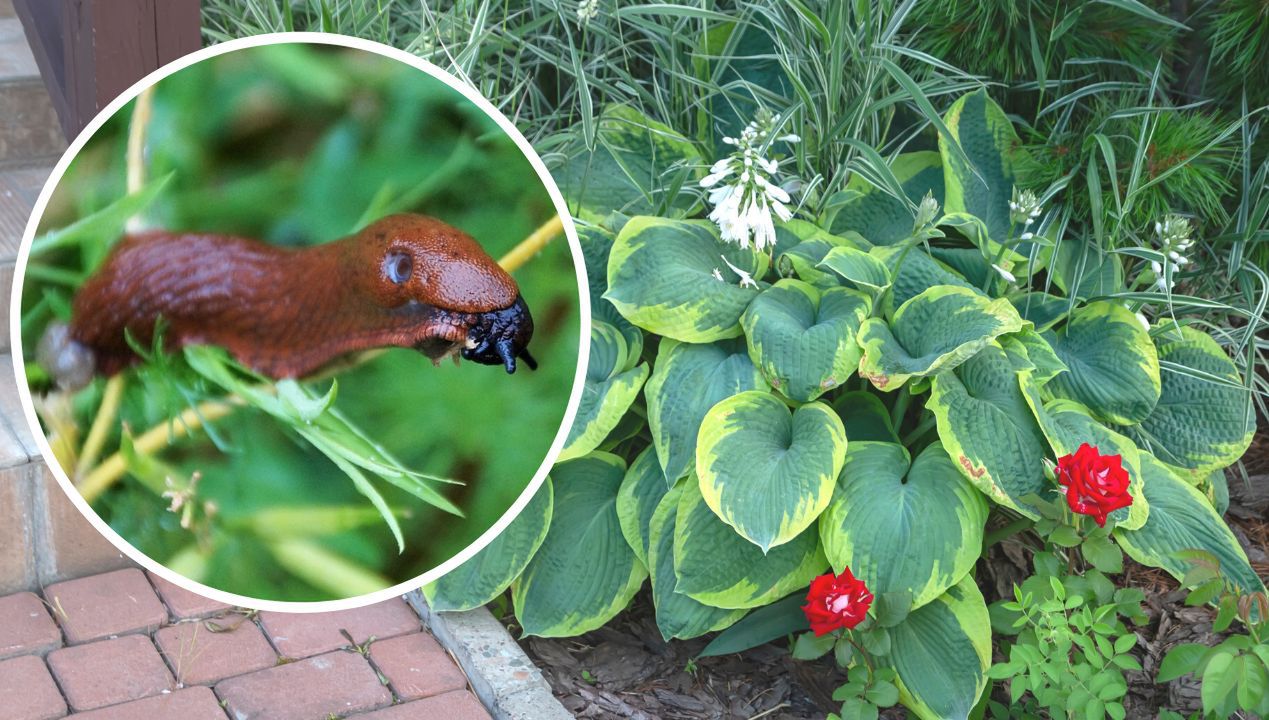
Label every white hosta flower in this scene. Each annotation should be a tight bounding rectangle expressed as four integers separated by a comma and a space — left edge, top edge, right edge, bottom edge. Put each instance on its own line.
1149, 214, 1194, 291
991, 263, 1017, 283
711, 268, 724, 282
1009, 187, 1043, 226
577, 0, 600, 24
701, 110, 800, 253
720, 255, 758, 289
914, 192, 940, 230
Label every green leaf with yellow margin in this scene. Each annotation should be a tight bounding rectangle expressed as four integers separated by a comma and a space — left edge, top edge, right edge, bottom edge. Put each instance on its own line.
646, 338, 767, 486
775, 220, 870, 288
741, 279, 871, 402
616, 447, 672, 566
858, 285, 1026, 391
424, 479, 553, 612
673, 479, 827, 609
605, 216, 766, 342
872, 246, 981, 319
696, 391, 846, 551
647, 483, 746, 640
1115, 455, 1265, 599
820, 441, 988, 610
828, 151, 944, 246
1118, 325, 1256, 479
559, 321, 649, 461
887, 575, 992, 720
1045, 301, 1160, 425
513, 454, 647, 637
928, 343, 1051, 519
818, 246, 893, 292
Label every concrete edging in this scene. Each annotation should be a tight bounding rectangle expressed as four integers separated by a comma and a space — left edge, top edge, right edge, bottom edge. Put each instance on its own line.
405, 591, 572, 720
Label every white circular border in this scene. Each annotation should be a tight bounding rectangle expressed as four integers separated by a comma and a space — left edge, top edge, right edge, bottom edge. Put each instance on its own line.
8, 32, 591, 613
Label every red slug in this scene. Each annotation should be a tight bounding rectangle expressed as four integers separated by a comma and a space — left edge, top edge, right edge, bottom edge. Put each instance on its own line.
43, 214, 536, 387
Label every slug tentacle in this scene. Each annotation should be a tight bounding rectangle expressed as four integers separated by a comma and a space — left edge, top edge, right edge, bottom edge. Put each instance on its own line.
58, 214, 535, 381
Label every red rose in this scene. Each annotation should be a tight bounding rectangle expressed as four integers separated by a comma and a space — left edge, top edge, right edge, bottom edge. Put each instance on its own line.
802, 568, 874, 636
1055, 443, 1132, 527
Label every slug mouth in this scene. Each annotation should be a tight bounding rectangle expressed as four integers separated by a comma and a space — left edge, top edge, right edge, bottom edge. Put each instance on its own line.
461, 295, 536, 374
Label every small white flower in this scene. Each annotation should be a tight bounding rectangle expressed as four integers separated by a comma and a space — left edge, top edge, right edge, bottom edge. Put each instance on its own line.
1009, 187, 1043, 226
1020, 232, 1035, 241
1147, 214, 1195, 291
914, 192, 941, 229
702, 109, 801, 253
721, 255, 759, 289
991, 264, 1017, 283
712, 268, 724, 282
577, 0, 600, 23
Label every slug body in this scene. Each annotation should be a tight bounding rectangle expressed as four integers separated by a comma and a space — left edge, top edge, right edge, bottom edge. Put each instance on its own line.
63, 214, 535, 380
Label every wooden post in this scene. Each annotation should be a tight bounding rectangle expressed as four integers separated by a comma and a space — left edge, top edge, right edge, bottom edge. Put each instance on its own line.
14, 0, 201, 139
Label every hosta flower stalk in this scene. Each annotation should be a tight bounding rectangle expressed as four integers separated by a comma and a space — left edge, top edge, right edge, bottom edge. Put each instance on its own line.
700, 110, 800, 254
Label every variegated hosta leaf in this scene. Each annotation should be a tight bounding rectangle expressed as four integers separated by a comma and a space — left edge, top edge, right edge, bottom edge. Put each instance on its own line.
741, 280, 872, 402
696, 391, 846, 551
1048, 240, 1124, 301
578, 223, 642, 353
1115, 455, 1265, 598
819, 442, 987, 610
673, 479, 827, 609
616, 447, 673, 566
645, 338, 766, 486
939, 89, 1033, 254
929, 344, 1051, 519
513, 454, 646, 637
775, 220, 870, 288
818, 246, 893, 292
872, 246, 979, 318
999, 328, 1067, 386
424, 479, 553, 612
1119, 325, 1256, 479
828, 151, 945, 245
858, 285, 1027, 391
559, 321, 649, 461
647, 484, 746, 640
1009, 292, 1070, 332
832, 391, 900, 443
1023, 398, 1149, 530
555, 104, 702, 222
605, 216, 766, 342
1045, 301, 1160, 425
888, 576, 992, 720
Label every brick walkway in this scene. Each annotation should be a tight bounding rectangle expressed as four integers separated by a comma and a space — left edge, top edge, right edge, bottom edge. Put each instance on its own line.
0, 568, 490, 720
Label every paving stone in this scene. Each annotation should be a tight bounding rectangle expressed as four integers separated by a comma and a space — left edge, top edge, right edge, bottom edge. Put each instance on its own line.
215, 650, 392, 720
44, 568, 166, 644
0, 465, 36, 594
0, 654, 67, 720
369, 632, 467, 700
147, 572, 232, 621
0, 591, 61, 659
259, 597, 420, 659
46, 634, 173, 712
69, 686, 228, 720
155, 618, 277, 685
33, 467, 132, 585
351, 690, 491, 720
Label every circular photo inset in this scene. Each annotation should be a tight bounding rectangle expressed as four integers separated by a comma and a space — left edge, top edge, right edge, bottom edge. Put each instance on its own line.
11, 35, 586, 607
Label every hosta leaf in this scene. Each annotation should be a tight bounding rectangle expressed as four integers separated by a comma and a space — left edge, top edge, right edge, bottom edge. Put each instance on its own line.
696, 391, 846, 551
1010, 292, 1070, 332
1045, 302, 1160, 425
829, 151, 945, 245
674, 479, 827, 609
1024, 399, 1149, 530
820, 442, 988, 610
555, 104, 702, 222
559, 321, 649, 461
775, 220, 869, 288
513, 454, 646, 637
819, 246, 893, 292
741, 280, 872, 402
1119, 326, 1256, 478
858, 286, 1027, 391
888, 575, 992, 720
929, 344, 1051, 519
832, 391, 900, 443
648, 484, 746, 640
646, 338, 766, 485
939, 89, 1032, 252
1000, 328, 1068, 386
578, 223, 642, 352
424, 479, 552, 612
1049, 240, 1124, 300
1115, 455, 1265, 598
872, 246, 979, 317
605, 216, 765, 342
616, 447, 673, 566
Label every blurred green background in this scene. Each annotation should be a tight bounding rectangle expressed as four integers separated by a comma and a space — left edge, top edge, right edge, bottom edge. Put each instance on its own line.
21, 43, 581, 602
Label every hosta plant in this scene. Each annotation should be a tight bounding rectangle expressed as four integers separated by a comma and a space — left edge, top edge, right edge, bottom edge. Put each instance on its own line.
425, 88, 1262, 719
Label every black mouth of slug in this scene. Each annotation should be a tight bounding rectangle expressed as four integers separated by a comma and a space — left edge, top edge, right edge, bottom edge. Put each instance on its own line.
461, 295, 536, 374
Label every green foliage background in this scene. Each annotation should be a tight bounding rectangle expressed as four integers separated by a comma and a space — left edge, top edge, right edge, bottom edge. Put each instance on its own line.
22, 44, 581, 602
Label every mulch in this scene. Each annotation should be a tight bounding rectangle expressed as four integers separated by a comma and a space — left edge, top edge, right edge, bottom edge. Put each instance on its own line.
507, 433, 1269, 719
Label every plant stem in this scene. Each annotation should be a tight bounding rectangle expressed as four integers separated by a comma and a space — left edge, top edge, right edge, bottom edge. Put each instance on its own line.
125, 86, 154, 232
498, 215, 564, 272
74, 376, 125, 480
900, 412, 937, 446
983, 517, 1035, 549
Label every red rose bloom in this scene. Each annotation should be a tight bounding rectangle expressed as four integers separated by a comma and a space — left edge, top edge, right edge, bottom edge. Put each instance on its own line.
802, 568, 874, 636
1056, 443, 1133, 527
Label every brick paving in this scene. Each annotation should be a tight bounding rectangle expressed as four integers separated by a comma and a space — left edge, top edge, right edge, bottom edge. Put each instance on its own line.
0, 570, 491, 719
